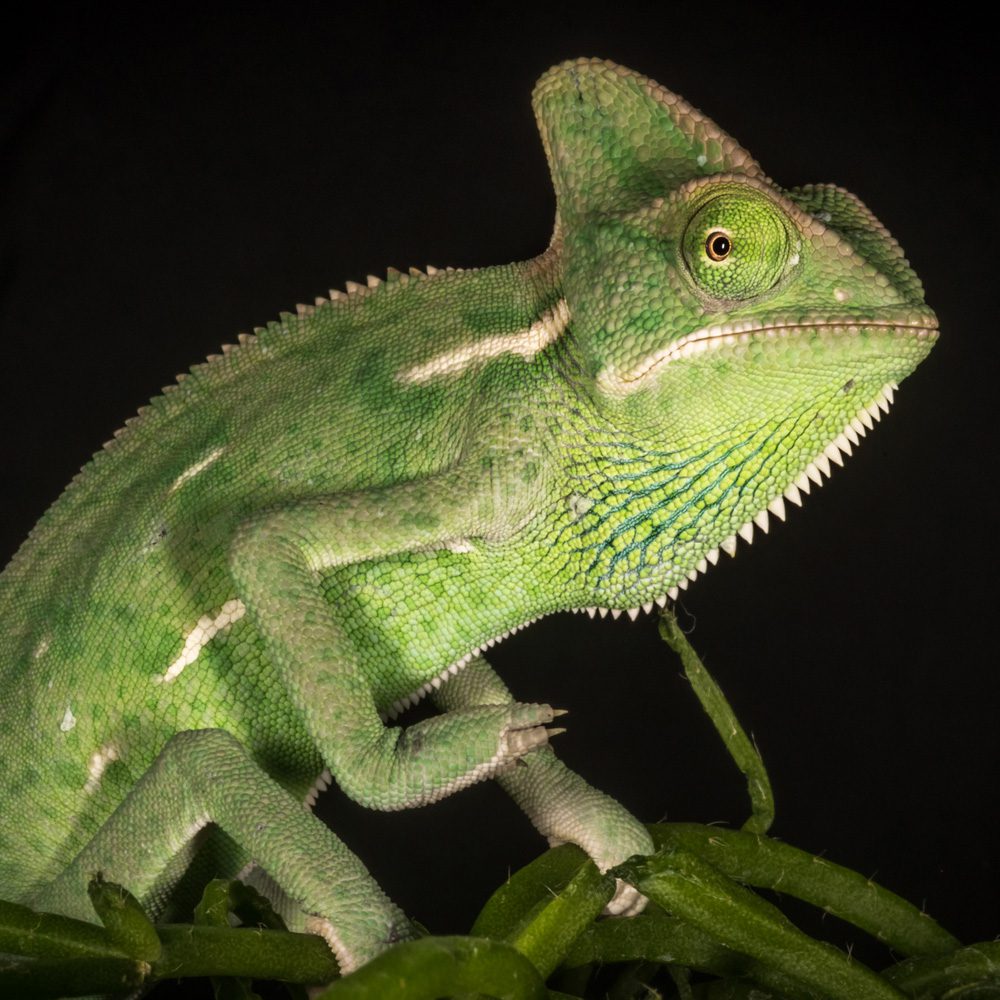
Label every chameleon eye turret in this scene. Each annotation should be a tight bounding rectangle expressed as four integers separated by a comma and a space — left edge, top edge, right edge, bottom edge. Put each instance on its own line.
681, 186, 795, 301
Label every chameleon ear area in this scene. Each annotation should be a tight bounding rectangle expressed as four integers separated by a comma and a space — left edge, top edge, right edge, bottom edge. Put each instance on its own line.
532, 58, 765, 224
786, 184, 926, 303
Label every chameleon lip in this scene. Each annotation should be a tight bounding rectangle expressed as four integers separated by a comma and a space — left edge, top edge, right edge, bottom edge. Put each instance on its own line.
606, 315, 939, 390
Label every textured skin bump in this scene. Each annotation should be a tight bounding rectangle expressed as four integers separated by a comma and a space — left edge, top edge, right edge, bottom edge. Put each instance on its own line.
0, 58, 936, 972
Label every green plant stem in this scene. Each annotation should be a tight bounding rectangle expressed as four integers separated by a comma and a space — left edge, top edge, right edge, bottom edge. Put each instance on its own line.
563, 907, 744, 973
472, 843, 591, 940
616, 848, 905, 1000
313, 936, 546, 999
88, 875, 161, 962
564, 898, 816, 997
0, 897, 128, 961
649, 823, 959, 958
505, 860, 613, 979
154, 924, 339, 982
882, 941, 1000, 997
194, 877, 289, 930
0, 956, 148, 998
659, 610, 774, 835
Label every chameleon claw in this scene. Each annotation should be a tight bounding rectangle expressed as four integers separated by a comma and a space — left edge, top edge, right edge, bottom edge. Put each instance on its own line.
505, 726, 553, 756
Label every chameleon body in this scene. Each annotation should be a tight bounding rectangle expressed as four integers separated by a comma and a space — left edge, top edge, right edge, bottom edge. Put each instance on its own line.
0, 59, 937, 972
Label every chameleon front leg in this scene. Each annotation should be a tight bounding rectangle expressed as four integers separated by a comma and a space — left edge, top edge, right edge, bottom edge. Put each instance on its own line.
30, 729, 412, 972
230, 468, 558, 812
432, 656, 653, 915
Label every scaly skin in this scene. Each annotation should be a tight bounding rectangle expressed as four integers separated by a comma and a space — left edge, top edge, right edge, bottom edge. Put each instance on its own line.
0, 58, 936, 973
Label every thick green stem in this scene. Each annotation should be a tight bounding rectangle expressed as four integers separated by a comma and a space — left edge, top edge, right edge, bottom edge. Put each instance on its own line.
88, 875, 161, 963
882, 940, 1000, 996
472, 843, 591, 940
616, 848, 905, 1000
313, 936, 547, 999
0, 898, 124, 961
0, 956, 147, 997
650, 823, 959, 958
154, 924, 339, 983
505, 861, 613, 979
563, 907, 744, 973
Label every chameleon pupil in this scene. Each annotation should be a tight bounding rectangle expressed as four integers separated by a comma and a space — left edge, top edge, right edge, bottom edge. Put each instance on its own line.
707, 232, 731, 261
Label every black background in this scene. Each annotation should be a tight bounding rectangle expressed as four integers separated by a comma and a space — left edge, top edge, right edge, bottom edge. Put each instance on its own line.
2, 5, 995, 991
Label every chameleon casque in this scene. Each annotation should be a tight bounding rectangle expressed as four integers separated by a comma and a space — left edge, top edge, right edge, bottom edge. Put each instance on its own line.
0, 58, 937, 973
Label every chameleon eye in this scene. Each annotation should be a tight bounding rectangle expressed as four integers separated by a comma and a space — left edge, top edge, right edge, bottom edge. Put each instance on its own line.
705, 231, 731, 261
682, 188, 793, 302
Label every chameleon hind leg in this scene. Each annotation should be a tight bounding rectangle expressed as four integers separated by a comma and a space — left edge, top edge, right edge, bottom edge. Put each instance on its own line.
29, 728, 413, 972
432, 655, 652, 915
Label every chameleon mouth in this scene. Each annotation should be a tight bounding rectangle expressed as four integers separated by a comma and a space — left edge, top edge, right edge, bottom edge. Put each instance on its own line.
605, 316, 939, 391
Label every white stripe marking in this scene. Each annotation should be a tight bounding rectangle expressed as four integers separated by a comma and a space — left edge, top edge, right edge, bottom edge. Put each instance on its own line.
84, 743, 120, 794
158, 599, 247, 683
397, 299, 570, 384
169, 447, 225, 493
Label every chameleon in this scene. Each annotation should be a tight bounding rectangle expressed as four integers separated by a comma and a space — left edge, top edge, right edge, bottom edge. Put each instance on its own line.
0, 57, 937, 974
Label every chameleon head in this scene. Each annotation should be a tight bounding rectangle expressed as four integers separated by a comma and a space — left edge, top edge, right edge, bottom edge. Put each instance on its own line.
576, 172, 938, 456
535, 60, 937, 603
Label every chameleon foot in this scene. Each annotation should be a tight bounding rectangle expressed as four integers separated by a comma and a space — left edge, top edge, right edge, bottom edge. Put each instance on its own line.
604, 879, 647, 917
503, 706, 567, 757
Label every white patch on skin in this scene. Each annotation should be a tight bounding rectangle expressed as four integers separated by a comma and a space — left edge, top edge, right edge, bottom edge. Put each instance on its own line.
397, 299, 570, 384
444, 539, 475, 554
157, 599, 247, 684
84, 743, 120, 794
60, 705, 76, 732
569, 494, 593, 520
834, 287, 850, 302
169, 447, 225, 493
33, 635, 51, 659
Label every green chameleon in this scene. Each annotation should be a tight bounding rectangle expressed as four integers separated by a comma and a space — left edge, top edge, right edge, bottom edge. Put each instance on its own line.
0, 58, 937, 973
